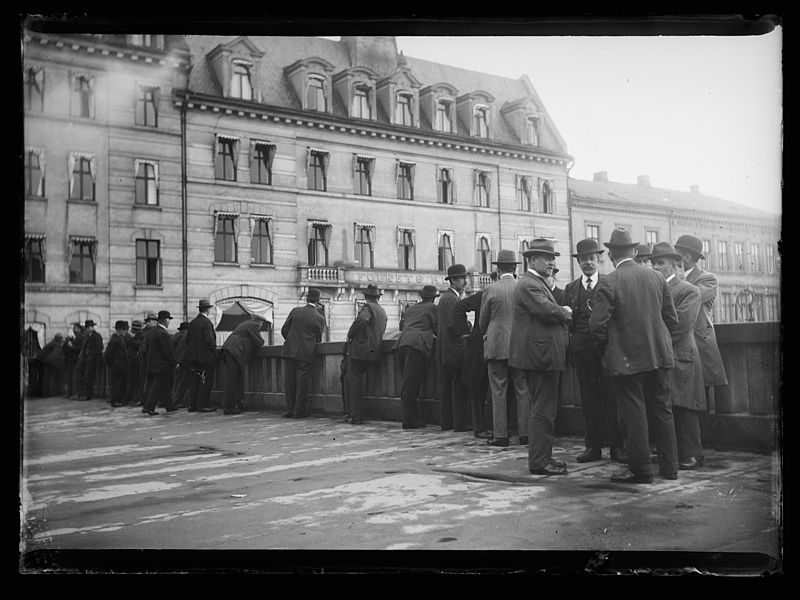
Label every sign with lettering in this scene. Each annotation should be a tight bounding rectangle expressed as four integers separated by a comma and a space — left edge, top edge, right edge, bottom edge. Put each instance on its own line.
344, 270, 448, 290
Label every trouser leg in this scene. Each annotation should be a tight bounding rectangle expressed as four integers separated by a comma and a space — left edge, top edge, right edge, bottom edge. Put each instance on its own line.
399, 347, 424, 426
144, 372, 169, 412
110, 368, 127, 405
614, 373, 651, 477
293, 360, 312, 417
348, 359, 370, 422
439, 362, 453, 430
573, 341, 605, 449
223, 357, 241, 411
527, 370, 560, 471
487, 359, 509, 439
470, 363, 488, 434
645, 368, 679, 475
510, 367, 530, 440
283, 358, 297, 414
673, 406, 704, 461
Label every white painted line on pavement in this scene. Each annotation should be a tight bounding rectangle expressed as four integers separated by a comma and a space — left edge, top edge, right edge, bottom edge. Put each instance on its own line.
25, 445, 173, 465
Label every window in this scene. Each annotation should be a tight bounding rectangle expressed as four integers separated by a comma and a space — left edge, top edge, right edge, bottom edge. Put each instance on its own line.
477, 236, 491, 274
25, 236, 45, 283
519, 239, 532, 275
69, 154, 95, 201
398, 228, 416, 271
71, 74, 94, 119
526, 116, 539, 146
215, 136, 238, 181
250, 142, 275, 185
68, 238, 96, 284
308, 222, 330, 267
231, 61, 254, 100
473, 105, 489, 137
701, 239, 711, 269
475, 171, 491, 208
214, 214, 238, 263
24, 66, 44, 112
438, 168, 454, 204
646, 230, 659, 246
438, 232, 454, 271
352, 85, 371, 119
135, 239, 161, 285
355, 225, 375, 269
354, 156, 374, 196
134, 160, 158, 206
135, 86, 159, 127
718, 240, 730, 271
541, 179, 553, 214
720, 292, 735, 324
130, 35, 162, 49
765, 292, 780, 321
516, 175, 532, 211
306, 76, 326, 112
397, 161, 414, 200
585, 224, 600, 243
766, 245, 776, 273
25, 149, 45, 198
251, 219, 273, 265
734, 242, 745, 271
749, 243, 761, 272
435, 99, 452, 132
307, 150, 328, 191
396, 93, 414, 126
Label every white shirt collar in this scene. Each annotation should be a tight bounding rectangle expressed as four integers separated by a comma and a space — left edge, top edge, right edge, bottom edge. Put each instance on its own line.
527, 268, 546, 281
582, 273, 597, 288
200, 312, 210, 319
500, 273, 515, 279
666, 274, 676, 283
158, 323, 168, 331
684, 267, 695, 278
449, 287, 461, 298
616, 258, 634, 267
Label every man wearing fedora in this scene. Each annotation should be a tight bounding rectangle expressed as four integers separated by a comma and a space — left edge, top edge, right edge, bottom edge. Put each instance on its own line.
651, 242, 707, 470
590, 229, 680, 484
137, 313, 158, 404
393, 285, 439, 429
509, 239, 573, 475
221, 313, 267, 415
171, 321, 191, 409
76, 319, 104, 401
104, 320, 129, 407
480, 249, 523, 447
142, 311, 177, 415
674, 234, 730, 428
281, 288, 326, 419
635, 244, 653, 268
64, 322, 84, 399
437, 263, 471, 432
185, 299, 219, 413
345, 284, 388, 424
563, 238, 626, 464
125, 319, 144, 406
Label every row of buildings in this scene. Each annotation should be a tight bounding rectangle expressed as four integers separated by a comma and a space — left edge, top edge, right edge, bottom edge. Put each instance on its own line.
22, 32, 781, 351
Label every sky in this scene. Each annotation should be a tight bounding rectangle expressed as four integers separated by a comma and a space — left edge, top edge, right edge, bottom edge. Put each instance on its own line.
390, 32, 782, 216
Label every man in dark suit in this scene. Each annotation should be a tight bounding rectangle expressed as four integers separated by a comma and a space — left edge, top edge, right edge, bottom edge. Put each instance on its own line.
509, 239, 573, 476
142, 311, 177, 416
104, 320, 129, 407
635, 244, 653, 267
281, 287, 326, 419
185, 299, 218, 413
125, 320, 144, 406
220, 313, 267, 415
63, 322, 84, 398
563, 238, 625, 464
77, 319, 104, 401
171, 321, 190, 408
137, 313, 158, 405
590, 229, 680, 484
345, 284, 388, 425
393, 286, 439, 429
437, 264, 470, 432
653, 242, 708, 471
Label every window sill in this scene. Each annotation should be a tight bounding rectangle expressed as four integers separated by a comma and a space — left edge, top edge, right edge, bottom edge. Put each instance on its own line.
67, 199, 97, 205
26, 283, 111, 294
249, 263, 276, 269
213, 261, 240, 267
25, 196, 47, 202
133, 204, 162, 210
134, 284, 164, 290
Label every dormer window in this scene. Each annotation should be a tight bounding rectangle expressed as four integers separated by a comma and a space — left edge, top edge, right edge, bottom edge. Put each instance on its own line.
129, 35, 163, 50
473, 105, 489, 138
352, 84, 372, 119
526, 116, 540, 146
231, 60, 254, 101
396, 92, 414, 126
306, 75, 327, 112
435, 99, 453, 133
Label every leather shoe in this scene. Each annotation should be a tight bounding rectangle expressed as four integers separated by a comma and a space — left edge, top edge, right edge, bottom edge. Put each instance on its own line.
610, 469, 653, 484
518, 436, 529, 445
679, 456, 704, 470
282, 412, 294, 418
530, 461, 568, 476
165, 407, 178, 413
197, 407, 217, 412
659, 471, 678, 480
487, 437, 509, 447
141, 408, 159, 416
474, 430, 491, 439
610, 447, 628, 463
576, 448, 602, 463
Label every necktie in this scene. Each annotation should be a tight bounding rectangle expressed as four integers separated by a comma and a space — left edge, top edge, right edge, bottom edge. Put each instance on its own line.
586, 277, 593, 291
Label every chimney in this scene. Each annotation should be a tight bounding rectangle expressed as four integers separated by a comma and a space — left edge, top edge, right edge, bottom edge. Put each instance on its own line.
690, 184, 699, 194
637, 175, 651, 187
341, 36, 398, 74
593, 171, 608, 182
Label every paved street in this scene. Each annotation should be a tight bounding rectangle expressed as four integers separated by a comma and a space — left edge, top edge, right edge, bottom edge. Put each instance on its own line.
20, 397, 781, 573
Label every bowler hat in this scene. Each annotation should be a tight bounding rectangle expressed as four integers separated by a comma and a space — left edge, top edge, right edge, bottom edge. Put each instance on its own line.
492, 249, 521, 265
419, 285, 439, 299
603, 229, 639, 248
146, 313, 158, 322
364, 284, 382, 298
571, 238, 605, 257
198, 298, 213, 310
674, 234, 705, 260
114, 320, 129, 331
157, 310, 172, 321
635, 244, 652, 259
84, 319, 95, 328
445, 264, 468, 281
307, 287, 321, 302
522, 238, 560, 258
649, 242, 683, 262
178, 321, 190, 331
131, 320, 143, 331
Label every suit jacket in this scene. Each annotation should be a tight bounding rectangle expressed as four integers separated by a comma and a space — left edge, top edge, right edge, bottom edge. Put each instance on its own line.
125, 332, 141, 366
589, 260, 678, 376
668, 277, 706, 411
146, 326, 176, 375
508, 271, 571, 372
479, 275, 516, 361
281, 304, 326, 363
685, 266, 728, 386
79, 330, 104, 362
63, 332, 84, 361
437, 288, 469, 368
104, 332, 128, 371
185, 313, 217, 367
455, 290, 486, 383
347, 300, 388, 362
223, 319, 266, 368
394, 301, 438, 357
563, 274, 603, 355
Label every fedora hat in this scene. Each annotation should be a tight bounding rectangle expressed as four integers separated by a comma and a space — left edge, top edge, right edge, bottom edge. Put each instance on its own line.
307, 287, 321, 302
157, 310, 172, 321
178, 321, 190, 331
419, 285, 439, 299
146, 313, 158, 322
635, 244, 653, 259
522, 238, 560, 258
492, 249, 521, 265
603, 229, 639, 248
674, 234, 705, 260
131, 319, 143, 331
198, 298, 213, 310
364, 284, 382, 298
571, 238, 605, 257
649, 242, 683, 262
445, 264, 468, 280
84, 319, 95, 328
114, 320, 129, 331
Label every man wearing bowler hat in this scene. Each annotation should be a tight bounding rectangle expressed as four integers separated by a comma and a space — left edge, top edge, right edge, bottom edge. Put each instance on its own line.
509, 239, 573, 475
171, 321, 191, 409
480, 249, 522, 446
437, 263, 471, 432
281, 287, 326, 419
635, 244, 653, 268
393, 285, 439, 429
185, 299, 219, 413
137, 313, 158, 404
77, 319, 104, 401
104, 320, 129, 407
345, 284, 388, 424
589, 229, 679, 483
142, 311, 177, 415
125, 320, 144, 406
220, 313, 267, 415
563, 238, 626, 464
674, 233, 730, 440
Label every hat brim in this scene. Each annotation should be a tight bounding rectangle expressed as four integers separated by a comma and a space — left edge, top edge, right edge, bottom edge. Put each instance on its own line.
603, 242, 640, 249
650, 253, 683, 262
364, 292, 382, 298
445, 274, 468, 281
522, 250, 560, 258
571, 249, 605, 258
491, 259, 521, 265
674, 244, 705, 260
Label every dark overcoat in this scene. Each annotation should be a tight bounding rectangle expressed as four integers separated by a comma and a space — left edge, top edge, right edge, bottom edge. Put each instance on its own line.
280, 305, 326, 363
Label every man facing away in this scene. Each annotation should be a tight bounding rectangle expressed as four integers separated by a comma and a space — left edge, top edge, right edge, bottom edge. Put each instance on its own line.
281, 287, 326, 419
77, 319, 104, 401
104, 320, 129, 407
436, 264, 470, 432
184, 299, 219, 413
142, 311, 177, 416
125, 320, 143, 406
171, 321, 191, 408
589, 229, 680, 484
345, 284, 388, 425
220, 313, 267, 415
63, 323, 84, 398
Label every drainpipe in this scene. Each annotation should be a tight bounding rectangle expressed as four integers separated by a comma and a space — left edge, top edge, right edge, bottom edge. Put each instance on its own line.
496, 162, 502, 262
565, 158, 575, 280
180, 94, 188, 322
